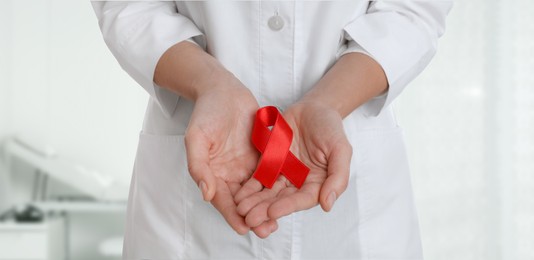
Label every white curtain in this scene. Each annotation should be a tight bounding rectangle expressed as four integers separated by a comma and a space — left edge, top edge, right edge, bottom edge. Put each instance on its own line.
396, 0, 534, 259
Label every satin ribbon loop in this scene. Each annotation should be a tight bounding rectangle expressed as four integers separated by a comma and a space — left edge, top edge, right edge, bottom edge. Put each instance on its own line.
251, 106, 310, 189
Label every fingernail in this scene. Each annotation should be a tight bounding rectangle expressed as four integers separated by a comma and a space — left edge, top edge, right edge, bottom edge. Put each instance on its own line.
199, 181, 208, 200
327, 192, 337, 210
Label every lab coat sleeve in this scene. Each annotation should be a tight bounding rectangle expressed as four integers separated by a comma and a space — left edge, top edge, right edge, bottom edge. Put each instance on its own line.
341, 1, 453, 116
91, 1, 205, 117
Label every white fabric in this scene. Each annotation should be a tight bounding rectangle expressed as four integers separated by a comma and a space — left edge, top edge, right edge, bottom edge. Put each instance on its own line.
91, 1, 451, 259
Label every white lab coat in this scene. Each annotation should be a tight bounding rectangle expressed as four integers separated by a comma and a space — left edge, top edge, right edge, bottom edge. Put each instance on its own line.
92, 1, 451, 259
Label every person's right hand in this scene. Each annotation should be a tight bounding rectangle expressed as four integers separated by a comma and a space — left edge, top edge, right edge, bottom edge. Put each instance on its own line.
184, 71, 278, 236
154, 41, 278, 236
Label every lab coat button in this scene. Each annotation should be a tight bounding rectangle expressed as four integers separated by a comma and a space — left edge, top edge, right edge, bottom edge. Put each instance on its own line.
268, 15, 284, 31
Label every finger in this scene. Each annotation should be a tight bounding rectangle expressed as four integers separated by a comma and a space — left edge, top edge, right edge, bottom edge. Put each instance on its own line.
251, 219, 278, 239
228, 182, 242, 196
319, 141, 352, 212
268, 184, 321, 220
211, 178, 249, 235
245, 198, 277, 228
236, 179, 285, 216
185, 129, 217, 201
234, 177, 263, 204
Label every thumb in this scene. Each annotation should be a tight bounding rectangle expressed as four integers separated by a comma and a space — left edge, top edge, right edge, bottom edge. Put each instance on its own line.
319, 141, 352, 212
185, 130, 217, 201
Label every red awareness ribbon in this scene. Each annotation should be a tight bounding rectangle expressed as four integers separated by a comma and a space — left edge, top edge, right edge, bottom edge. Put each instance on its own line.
251, 106, 310, 189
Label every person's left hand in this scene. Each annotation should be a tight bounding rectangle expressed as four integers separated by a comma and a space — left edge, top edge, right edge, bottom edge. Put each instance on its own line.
234, 101, 353, 237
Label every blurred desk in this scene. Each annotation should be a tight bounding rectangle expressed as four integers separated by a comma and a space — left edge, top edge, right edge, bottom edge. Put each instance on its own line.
0, 217, 65, 260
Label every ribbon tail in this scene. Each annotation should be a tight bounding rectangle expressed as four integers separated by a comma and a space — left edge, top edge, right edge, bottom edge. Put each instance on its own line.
281, 153, 310, 188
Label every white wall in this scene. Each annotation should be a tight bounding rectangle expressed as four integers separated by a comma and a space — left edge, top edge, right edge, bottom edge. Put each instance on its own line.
0, 0, 13, 214
0, 0, 12, 137
9, 0, 147, 190
2, 1, 146, 259
396, 0, 534, 259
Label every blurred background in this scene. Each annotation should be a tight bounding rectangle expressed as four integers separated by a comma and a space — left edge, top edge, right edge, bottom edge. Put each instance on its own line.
0, 0, 533, 259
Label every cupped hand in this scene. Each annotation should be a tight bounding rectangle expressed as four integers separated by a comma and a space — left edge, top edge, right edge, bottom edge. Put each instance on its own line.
234, 101, 353, 236
184, 73, 277, 235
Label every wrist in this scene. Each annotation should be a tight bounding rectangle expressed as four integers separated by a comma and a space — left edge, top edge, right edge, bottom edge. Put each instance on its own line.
154, 41, 244, 102
286, 99, 342, 125
296, 94, 345, 118
191, 66, 236, 101
295, 52, 388, 118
